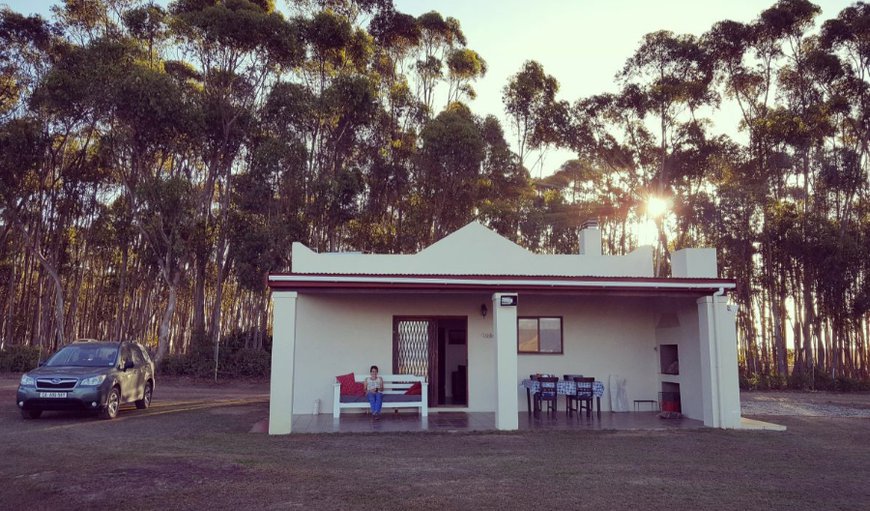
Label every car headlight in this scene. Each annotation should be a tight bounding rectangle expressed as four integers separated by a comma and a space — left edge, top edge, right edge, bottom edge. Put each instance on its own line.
80, 374, 106, 386
20, 374, 35, 386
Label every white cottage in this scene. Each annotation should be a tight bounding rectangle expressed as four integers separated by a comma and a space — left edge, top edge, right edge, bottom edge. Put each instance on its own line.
266, 221, 742, 434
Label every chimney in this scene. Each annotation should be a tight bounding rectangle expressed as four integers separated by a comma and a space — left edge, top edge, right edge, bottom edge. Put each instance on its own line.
671, 248, 717, 278
579, 219, 601, 255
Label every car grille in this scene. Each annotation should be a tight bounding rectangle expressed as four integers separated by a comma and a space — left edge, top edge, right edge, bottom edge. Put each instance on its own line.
36, 378, 78, 390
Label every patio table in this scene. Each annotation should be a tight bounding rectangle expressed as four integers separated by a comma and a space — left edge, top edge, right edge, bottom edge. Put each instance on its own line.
521, 379, 605, 417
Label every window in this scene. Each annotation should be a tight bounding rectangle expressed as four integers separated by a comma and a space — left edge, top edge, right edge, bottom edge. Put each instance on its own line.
131, 345, 146, 367
517, 317, 563, 354
119, 345, 132, 368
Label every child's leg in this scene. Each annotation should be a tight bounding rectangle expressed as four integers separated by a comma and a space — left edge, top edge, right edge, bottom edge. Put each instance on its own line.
374, 392, 383, 414
367, 392, 377, 413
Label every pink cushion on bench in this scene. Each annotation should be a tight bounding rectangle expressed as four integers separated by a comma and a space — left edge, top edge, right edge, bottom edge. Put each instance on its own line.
336, 373, 365, 396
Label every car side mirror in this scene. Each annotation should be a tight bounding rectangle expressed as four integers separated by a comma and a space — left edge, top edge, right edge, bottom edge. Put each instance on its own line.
124, 360, 135, 370
38, 360, 45, 367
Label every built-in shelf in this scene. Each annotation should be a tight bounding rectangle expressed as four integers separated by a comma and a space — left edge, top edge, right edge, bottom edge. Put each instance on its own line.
659, 344, 679, 375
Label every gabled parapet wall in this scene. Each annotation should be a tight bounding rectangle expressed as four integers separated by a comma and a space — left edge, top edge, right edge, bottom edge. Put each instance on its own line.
291, 222, 657, 278
292, 242, 655, 277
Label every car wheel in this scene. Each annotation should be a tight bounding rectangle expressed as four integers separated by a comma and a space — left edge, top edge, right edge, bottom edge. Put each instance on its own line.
100, 386, 121, 420
21, 409, 42, 419
136, 381, 153, 410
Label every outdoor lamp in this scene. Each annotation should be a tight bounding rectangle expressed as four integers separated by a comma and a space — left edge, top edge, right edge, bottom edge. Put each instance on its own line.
480, 304, 488, 317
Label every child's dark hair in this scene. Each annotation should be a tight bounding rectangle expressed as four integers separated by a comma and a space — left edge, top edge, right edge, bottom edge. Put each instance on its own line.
370, 365, 379, 372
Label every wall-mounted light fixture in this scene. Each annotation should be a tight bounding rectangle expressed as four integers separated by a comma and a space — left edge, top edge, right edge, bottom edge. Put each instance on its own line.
480, 303, 488, 317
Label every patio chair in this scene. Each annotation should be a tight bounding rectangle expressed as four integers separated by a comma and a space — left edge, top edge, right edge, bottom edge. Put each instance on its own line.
567, 377, 594, 418
533, 376, 559, 416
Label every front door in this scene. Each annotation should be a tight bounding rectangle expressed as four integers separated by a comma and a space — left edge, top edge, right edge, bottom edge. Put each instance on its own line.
393, 317, 468, 407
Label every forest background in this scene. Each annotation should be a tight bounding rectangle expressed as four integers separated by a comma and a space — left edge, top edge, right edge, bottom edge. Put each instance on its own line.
1, 0, 868, 389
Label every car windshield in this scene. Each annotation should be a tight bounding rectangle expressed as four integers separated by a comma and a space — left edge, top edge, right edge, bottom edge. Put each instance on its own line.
46, 345, 118, 367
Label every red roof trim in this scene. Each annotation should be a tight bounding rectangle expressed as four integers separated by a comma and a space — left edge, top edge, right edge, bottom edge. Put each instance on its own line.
269, 272, 734, 284
266, 273, 736, 294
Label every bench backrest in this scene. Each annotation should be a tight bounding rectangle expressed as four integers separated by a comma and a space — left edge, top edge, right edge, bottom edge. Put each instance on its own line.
352, 374, 426, 395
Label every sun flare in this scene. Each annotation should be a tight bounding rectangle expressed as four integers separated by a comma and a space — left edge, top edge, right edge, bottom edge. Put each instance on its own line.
646, 196, 670, 218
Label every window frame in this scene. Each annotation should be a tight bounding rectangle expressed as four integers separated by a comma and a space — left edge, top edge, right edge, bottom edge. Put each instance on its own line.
517, 316, 564, 355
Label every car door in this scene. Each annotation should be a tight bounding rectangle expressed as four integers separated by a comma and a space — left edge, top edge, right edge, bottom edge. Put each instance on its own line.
117, 344, 137, 403
130, 344, 148, 401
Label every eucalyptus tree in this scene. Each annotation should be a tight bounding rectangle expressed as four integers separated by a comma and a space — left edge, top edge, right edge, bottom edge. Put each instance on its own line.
414, 10, 465, 116
445, 47, 486, 104
476, 114, 533, 243
704, 18, 773, 375
818, 1, 870, 380
227, 114, 307, 348
363, 8, 422, 251
5, 10, 142, 349
502, 60, 565, 173
167, 0, 304, 347
616, 30, 715, 276
412, 102, 485, 243
763, 0, 828, 379
0, 8, 57, 348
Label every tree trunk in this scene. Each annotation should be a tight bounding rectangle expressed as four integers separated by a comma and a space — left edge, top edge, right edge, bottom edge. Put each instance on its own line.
192, 252, 207, 347
113, 246, 129, 340
156, 272, 180, 364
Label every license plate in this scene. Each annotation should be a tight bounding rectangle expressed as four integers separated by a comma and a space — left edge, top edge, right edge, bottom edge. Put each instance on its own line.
39, 392, 67, 398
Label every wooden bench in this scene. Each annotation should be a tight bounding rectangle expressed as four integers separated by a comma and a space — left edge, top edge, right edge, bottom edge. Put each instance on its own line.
333, 374, 428, 418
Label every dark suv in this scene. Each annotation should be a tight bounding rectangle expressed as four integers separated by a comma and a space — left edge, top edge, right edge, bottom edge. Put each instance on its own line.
16, 340, 155, 420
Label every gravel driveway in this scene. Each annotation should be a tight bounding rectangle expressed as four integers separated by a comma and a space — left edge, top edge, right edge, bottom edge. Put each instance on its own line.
741, 391, 870, 417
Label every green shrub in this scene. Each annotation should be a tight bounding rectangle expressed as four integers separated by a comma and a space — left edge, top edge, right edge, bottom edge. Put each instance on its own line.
766, 374, 788, 390
812, 371, 834, 391
788, 370, 813, 390
159, 353, 195, 377
158, 336, 270, 379
834, 377, 869, 392
0, 345, 43, 373
225, 348, 270, 378
159, 350, 214, 378
739, 370, 761, 390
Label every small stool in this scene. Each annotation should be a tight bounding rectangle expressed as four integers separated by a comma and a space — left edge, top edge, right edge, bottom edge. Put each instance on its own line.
634, 399, 658, 412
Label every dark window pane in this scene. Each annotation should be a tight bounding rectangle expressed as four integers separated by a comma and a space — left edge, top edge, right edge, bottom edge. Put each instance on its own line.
131, 346, 145, 366
539, 318, 562, 353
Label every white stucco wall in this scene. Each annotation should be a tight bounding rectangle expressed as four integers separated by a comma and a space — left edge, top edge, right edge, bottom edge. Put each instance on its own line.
516, 296, 662, 413
293, 293, 496, 414
291, 292, 705, 419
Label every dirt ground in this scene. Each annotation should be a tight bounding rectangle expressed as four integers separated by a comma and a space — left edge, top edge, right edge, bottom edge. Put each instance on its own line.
1, 375, 868, 511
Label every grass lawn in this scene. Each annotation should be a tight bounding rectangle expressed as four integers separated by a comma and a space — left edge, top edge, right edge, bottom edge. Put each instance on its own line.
1, 377, 868, 510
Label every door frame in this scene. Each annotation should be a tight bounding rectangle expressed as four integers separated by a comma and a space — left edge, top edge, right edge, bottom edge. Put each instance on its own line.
392, 316, 468, 408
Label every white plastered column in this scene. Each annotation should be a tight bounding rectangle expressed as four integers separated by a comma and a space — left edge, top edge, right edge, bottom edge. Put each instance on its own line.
697, 294, 741, 428
269, 291, 298, 435
493, 292, 519, 430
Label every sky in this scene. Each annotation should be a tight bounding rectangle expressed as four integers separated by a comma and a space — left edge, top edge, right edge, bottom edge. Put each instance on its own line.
4, 0, 857, 175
